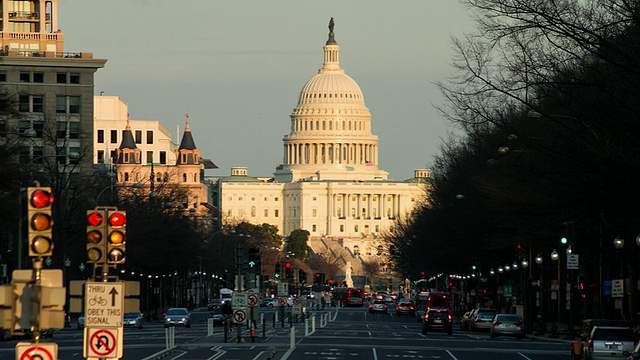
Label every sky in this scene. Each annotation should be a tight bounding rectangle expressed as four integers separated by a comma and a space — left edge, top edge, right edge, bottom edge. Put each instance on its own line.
59, 1, 476, 181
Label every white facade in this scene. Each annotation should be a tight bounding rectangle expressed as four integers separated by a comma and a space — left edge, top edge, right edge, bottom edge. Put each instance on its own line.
93, 95, 177, 165
211, 23, 431, 274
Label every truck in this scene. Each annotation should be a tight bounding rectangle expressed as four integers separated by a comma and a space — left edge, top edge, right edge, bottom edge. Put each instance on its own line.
208, 288, 234, 311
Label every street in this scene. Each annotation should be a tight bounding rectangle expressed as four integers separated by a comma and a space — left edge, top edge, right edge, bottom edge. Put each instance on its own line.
0, 306, 573, 360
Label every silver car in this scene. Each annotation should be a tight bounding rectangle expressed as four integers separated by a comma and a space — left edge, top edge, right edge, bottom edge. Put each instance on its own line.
583, 326, 635, 360
489, 314, 525, 339
368, 300, 388, 313
163, 308, 191, 328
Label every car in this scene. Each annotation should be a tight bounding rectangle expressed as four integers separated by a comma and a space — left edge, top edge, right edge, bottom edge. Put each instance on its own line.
210, 307, 228, 327
260, 298, 278, 308
470, 309, 496, 331
582, 326, 636, 360
573, 319, 632, 359
382, 295, 395, 307
163, 308, 191, 328
422, 308, 453, 335
207, 299, 224, 311
395, 300, 415, 316
123, 312, 143, 329
368, 300, 388, 313
489, 313, 525, 339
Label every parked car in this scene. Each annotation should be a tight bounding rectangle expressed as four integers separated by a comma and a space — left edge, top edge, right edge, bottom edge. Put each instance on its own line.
395, 300, 415, 316
582, 326, 635, 360
210, 307, 228, 327
163, 308, 191, 328
368, 300, 388, 314
470, 309, 496, 331
489, 314, 525, 339
573, 319, 632, 359
260, 298, 278, 308
422, 308, 453, 335
123, 312, 143, 329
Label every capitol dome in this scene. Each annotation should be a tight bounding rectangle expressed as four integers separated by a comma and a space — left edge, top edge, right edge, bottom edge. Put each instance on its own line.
274, 19, 388, 183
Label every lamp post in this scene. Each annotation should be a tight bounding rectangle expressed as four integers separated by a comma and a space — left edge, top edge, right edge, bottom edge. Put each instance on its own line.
613, 236, 626, 319
535, 254, 544, 334
551, 249, 560, 337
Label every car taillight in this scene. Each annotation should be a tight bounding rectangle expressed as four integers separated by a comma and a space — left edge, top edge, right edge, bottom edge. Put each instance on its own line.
383, 304, 387, 308
515, 322, 522, 328
369, 304, 373, 308
396, 306, 401, 310
424, 313, 429, 319
409, 306, 414, 310
447, 313, 452, 321
588, 340, 593, 352
493, 321, 501, 327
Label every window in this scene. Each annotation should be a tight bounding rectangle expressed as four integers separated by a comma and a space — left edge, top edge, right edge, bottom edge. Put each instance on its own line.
0, 71, 6, 82
70, 73, 80, 84
97, 130, 104, 143
312, 224, 317, 232
354, 225, 359, 232
20, 72, 30, 82
159, 151, 166, 164
274, 209, 279, 217
146, 130, 153, 144
110, 130, 118, 144
275, 197, 279, 202
33, 72, 43, 83
57, 72, 80, 84
56, 73, 66, 83
97, 150, 105, 164
57, 120, 80, 139
251, 206, 256, 217
354, 245, 360, 255
312, 208, 317, 217
337, 208, 342, 217
56, 96, 81, 114
264, 209, 269, 217
340, 225, 344, 232
375, 225, 380, 232
19, 95, 44, 112
135, 130, 142, 144
146, 151, 153, 164
313, 197, 317, 201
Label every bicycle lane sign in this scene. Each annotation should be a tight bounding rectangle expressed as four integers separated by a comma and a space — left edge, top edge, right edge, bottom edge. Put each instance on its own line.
84, 282, 124, 328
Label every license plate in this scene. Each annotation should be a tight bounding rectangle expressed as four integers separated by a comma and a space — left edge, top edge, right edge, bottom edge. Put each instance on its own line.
434, 319, 442, 323
607, 345, 620, 350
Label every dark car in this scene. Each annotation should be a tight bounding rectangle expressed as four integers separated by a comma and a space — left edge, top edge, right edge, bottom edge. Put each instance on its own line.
423, 308, 453, 335
210, 307, 228, 327
163, 307, 191, 328
123, 312, 143, 329
395, 300, 415, 316
207, 299, 223, 311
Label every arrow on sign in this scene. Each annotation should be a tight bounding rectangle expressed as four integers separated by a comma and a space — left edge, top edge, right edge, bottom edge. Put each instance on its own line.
96, 335, 110, 349
109, 287, 118, 306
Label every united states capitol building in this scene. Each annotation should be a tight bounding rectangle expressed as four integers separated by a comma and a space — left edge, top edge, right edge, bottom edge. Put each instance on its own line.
210, 21, 431, 275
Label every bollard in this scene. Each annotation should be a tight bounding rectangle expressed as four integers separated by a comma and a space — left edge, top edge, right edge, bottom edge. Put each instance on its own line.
290, 325, 295, 349
312, 315, 316, 333
304, 317, 309, 336
236, 323, 242, 343
250, 321, 256, 343
207, 318, 214, 336
263, 315, 266, 338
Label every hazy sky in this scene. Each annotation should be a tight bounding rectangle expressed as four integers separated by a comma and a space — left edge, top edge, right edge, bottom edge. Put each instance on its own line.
59, 1, 475, 180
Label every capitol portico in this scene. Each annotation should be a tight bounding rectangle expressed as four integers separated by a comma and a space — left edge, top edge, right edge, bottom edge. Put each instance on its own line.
210, 20, 430, 275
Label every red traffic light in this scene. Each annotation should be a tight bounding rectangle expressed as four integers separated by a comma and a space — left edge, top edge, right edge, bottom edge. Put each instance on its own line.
328, 279, 334, 285
109, 212, 126, 227
30, 189, 53, 208
315, 273, 321, 278
87, 211, 104, 226
285, 262, 292, 269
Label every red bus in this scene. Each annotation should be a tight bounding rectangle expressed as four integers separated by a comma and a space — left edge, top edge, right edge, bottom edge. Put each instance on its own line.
415, 291, 450, 318
332, 287, 365, 307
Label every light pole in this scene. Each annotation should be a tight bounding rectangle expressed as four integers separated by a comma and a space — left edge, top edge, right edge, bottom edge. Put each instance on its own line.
551, 249, 560, 337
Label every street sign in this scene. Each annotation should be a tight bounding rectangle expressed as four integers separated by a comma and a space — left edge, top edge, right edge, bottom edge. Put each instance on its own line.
233, 309, 247, 323
247, 293, 259, 307
277, 282, 289, 296
566, 254, 579, 270
85, 328, 121, 358
232, 292, 248, 308
16, 342, 57, 360
612, 279, 624, 298
84, 282, 124, 328
292, 303, 302, 315
277, 297, 287, 306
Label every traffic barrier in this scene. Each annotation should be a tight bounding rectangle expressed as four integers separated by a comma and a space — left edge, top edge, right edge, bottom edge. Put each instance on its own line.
290, 326, 296, 349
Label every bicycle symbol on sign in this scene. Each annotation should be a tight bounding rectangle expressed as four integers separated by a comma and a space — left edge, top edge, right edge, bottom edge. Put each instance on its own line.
88, 295, 107, 306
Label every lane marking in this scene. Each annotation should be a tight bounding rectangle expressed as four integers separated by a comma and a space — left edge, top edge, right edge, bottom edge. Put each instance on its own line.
446, 349, 459, 360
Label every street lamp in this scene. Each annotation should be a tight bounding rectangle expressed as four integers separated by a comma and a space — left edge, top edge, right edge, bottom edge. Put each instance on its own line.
613, 236, 625, 249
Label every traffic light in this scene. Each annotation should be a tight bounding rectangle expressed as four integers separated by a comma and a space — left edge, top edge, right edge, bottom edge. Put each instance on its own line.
30, 284, 65, 329
25, 187, 55, 257
560, 223, 569, 245
284, 262, 292, 279
274, 263, 281, 279
86, 209, 106, 264
299, 269, 307, 284
314, 272, 321, 285
248, 247, 260, 270
106, 210, 126, 264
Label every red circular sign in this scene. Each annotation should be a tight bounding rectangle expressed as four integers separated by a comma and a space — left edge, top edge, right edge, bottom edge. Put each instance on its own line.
277, 297, 287, 306
233, 309, 247, 323
247, 294, 259, 307
20, 346, 54, 360
89, 329, 117, 356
